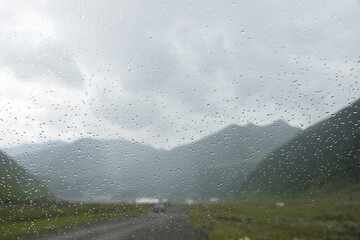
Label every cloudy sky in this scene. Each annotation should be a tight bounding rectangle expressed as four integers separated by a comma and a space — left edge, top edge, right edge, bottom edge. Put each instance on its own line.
0, 0, 359, 149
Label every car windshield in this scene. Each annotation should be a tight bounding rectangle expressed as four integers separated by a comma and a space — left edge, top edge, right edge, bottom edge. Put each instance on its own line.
1, 1, 359, 239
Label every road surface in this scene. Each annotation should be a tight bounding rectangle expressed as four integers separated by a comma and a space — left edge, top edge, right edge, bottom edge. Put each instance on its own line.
30, 207, 200, 240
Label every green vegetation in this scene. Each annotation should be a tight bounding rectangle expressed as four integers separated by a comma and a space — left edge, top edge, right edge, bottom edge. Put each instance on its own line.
186, 191, 360, 240
0, 151, 54, 204
191, 99, 360, 239
242, 99, 360, 195
0, 202, 151, 239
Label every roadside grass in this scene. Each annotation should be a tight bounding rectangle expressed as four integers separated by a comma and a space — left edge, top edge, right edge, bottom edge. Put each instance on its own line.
0, 202, 151, 239
185, 192, 360, 240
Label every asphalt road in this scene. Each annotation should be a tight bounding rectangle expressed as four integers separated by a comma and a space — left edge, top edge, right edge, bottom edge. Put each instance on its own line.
31, 207, 199, 240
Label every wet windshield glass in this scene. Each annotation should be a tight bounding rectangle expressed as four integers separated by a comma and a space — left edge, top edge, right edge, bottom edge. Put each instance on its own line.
0, 1, 359, 239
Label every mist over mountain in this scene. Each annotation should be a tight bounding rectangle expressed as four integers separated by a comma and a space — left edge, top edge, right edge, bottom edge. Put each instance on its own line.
241, 99, 360, 196
15, 138, 166, 201
0, 150, 54, 203
13, 120, 300, 202
4, 141, 66, 157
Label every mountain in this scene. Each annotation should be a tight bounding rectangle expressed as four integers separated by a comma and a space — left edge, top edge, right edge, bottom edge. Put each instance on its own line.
241, 99, 360, 196
14, 120, 300, 201
15, 138, 167, 201
0, 150, 54, 203
4, 140, 66, 157
163, 120, 301, 199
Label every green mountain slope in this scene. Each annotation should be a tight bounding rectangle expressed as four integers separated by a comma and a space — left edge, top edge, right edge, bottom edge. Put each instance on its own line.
241, 99, 360, 195
0, 150, 54, 203
164, 120, 301, 199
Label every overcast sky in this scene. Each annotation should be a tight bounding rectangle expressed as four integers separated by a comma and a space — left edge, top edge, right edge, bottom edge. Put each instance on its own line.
0, 0, 359, 149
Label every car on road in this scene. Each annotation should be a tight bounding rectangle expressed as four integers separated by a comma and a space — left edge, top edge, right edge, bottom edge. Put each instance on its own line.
153, 203, 166, 213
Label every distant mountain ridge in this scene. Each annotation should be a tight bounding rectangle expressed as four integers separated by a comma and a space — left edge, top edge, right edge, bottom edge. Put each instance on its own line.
11, 120, 300, 202
14, 138, 166, 201
4, 140, 66, 157
241, 99, 360, 195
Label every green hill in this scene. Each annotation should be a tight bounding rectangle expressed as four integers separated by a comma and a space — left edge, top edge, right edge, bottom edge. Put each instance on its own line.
0, 150, 54, 203
241, 99, 360, 196
164, 120, 301, 199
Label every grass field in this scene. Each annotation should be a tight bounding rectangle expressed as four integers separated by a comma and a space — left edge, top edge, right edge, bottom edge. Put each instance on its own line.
186, 192, 360, 240
0, 202, 151, 239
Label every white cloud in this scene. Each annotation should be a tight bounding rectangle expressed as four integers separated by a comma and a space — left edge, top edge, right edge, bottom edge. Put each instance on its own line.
0, 1, 58, 48
0, 0, 359, 149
